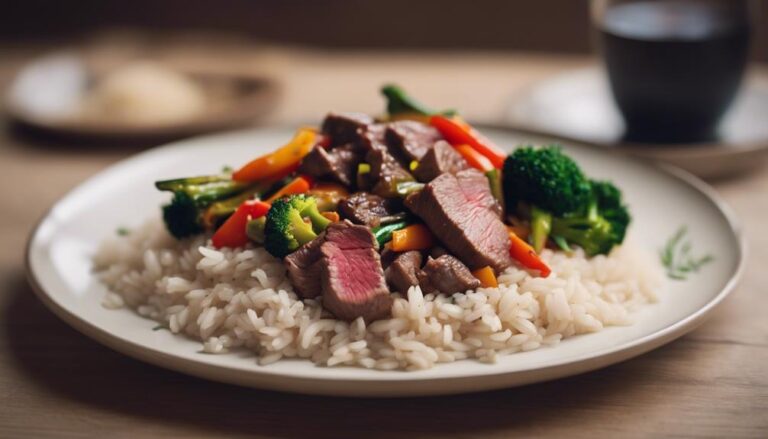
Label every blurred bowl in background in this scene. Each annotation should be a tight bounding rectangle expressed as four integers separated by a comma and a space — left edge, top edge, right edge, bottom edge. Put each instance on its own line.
506, 67, 768, 179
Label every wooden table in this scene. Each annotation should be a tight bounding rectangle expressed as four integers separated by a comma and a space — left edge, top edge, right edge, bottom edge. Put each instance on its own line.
1, 45, 766, 438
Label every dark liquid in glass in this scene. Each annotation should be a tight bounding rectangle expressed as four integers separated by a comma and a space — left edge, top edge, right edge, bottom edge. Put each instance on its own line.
599, 0, 751, 143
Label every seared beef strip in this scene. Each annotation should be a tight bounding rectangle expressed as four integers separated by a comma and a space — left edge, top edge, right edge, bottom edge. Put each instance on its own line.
429, 246, 450, 259
298, 144, 363, 187
385, 120, 442, 163
284, 232, 326, 299
379, 246, 398, 269
414, 140, 470, 183
338, 192, 402, 227
366, 148, 415, 198
384, 251, 423, 294
319, 221, 393, 322
405, 170, 513, 272
456, 168, 503, 218
418, 254, 480, 295
321, 112, 375, 147
356, 123, 388, 152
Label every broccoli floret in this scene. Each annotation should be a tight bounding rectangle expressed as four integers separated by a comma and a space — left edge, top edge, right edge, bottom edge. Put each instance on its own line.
591, 180, 631, 245
162, 192, 204, 239
264, 195, 331, 258
503, 146, 592, 216
156, 175, 258, 239
503, 146, 630, 256
550, 182, 631, 256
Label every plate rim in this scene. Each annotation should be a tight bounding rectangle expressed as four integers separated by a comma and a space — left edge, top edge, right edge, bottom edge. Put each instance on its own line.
23, 126, 748, 396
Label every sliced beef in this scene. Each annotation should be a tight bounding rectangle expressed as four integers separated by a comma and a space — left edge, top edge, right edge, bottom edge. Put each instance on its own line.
385, 120, 442, 163
429, 246, 450, 259
284, 233, 326, 299
319, 221, 393, 322
379, 246, 398, 269
366, 148, 415, 198
405, 170, 513, 272
456, 169, 503, 217
414, 140, 470, 182
338, 192, 402, 227
384, 251, 423, 294
298, 143, 363, 187
356, 123, 388, 152
321, 112, 375, 146
418, 255, 480, 295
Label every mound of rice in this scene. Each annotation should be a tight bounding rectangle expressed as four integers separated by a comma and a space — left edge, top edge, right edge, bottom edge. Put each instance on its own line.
94, 218, 662, 370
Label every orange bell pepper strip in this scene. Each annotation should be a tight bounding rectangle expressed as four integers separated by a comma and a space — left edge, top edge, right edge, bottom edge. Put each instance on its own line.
454, 144, 494, 172
212, 200, 271, 248
472, 266, 498, 288
264, 175, 313, 204
321, 211, 340, 222
233, 128, 318, 182
430, 115, 507, 169
390, 224, 435, 252
508, 229, 551, 277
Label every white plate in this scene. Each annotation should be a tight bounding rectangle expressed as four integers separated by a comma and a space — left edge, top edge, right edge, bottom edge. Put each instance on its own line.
25, 127, 745, 397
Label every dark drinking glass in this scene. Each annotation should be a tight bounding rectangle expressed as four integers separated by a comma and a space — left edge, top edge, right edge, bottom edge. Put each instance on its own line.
593, 0, 754, 143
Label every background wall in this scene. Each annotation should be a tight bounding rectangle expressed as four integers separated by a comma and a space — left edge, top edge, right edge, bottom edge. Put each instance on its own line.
2, 1, 766, 60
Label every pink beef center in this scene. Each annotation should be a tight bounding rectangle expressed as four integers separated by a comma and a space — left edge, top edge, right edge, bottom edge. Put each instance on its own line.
325, 245, 384, 303
436, 180, 504, 250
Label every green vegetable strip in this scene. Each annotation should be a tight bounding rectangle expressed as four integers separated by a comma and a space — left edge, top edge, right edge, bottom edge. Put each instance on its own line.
485, 169, 505, 212
155, 175, 230, 191
381, 84, 455, 116
395, 181, 425, 196
372, 220, 410, 246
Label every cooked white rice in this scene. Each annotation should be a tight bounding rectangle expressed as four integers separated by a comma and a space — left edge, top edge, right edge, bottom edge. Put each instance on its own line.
93, 218, 662, 370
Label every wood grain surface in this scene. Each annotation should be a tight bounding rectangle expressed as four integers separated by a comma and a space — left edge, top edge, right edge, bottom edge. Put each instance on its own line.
0, 44, 766, 438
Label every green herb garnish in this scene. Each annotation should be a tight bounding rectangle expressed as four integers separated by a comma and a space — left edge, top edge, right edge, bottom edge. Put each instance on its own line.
660, 226, 713, 280
116, 227, 130, 236
152, 325, 167, 331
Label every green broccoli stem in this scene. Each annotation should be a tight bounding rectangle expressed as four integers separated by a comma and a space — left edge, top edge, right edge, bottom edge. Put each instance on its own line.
302, 207, 332, 233
288, 211, 319, 247
551, 235, 572, 253
246, 217, 267, 244
551, 213, 613, 256
530, 206, 552, 253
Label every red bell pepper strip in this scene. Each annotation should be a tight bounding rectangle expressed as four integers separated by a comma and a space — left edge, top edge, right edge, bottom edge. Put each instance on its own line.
212, 200, 271, 248
454, 144, 494, 172
264, 175, 313, 204
508, 229, 551, 277
233, 129, 317, 182
430, 115, 507, 169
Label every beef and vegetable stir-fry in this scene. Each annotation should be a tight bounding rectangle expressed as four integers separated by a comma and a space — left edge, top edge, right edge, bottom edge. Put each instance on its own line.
155, 85, 630, 322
